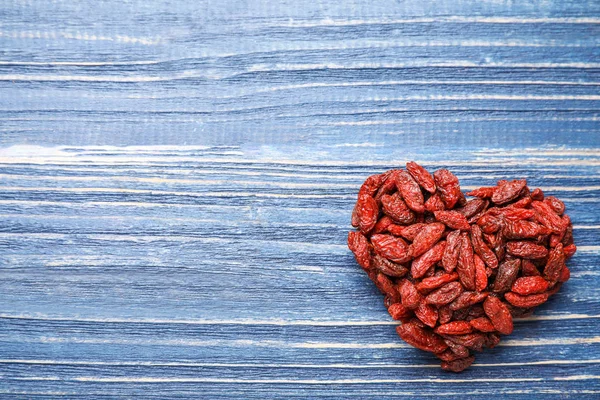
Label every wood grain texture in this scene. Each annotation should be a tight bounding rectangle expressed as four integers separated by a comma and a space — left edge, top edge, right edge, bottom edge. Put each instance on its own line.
0, 0, 599, 398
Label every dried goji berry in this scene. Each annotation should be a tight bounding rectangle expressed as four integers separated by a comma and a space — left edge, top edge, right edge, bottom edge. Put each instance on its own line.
469, 317, 496, 333
372, 254, 408, 278
544, 243, 565, 282
477, 213, 503, 234
511, 276, 550, 295
442, 333, 487, 352
506, 241, 549, 259
521, 259, 541, 276
372, 215, 394, 234
559, 266, 571, 283
396, 323, 448, 353
435, 210, 471, 231
371, 234, 412, 264
415, 302, 439, 328
426, 281, 464, 306
406, 161, 437, 193
441, 356, 475, 372
441, 230, 461, 272
492, 258, 521, 293
449, 291, 488, 311
409, 222, 445, 258
439, 305, 454, 324
411, 241, 447, 279
381, 193, 415, 225
504, 292, 549, 308
416, 272, 459, 292
531, 200, 565, 234
474, 254, 488, 292
467, 187, 496, 199
355, 194, 379, 234
504, 220, 550, 241
544, 196, 565, 215
388, 303, 412, 320
457, 198, 487, 219
471, 225, 499, 269
396, 170, 425, 213
424, 192, 446, 212
531, 188, 544, 201
483, 296, 513, 335
492, 179, 527, 204
457, 232, 476, 290
435, 321, 473, 335
394, 223, 427, 242
399, 279, 422, 310
347, 231, 371, 270
434, 169, 462, 209
443, 338, 470, 358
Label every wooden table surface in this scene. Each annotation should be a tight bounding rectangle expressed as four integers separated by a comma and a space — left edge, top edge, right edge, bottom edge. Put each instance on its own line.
1, 0, 599, 398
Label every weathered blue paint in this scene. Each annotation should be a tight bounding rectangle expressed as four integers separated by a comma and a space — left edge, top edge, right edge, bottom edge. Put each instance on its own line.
0, 0, 599, 398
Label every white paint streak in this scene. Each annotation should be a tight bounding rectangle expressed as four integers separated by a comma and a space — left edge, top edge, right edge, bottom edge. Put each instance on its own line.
268, 16, 600, 28
0, 30, 160, 45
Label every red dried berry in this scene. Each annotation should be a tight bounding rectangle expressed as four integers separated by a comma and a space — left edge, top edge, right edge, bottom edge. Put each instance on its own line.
372, 254, 408, 278
469, 317, 496, 333
347, 231, 371, 270
415, 302, 439, 328
411, 241, 447, 279
372, 215, 394, 234
355, 194, 379, 234
449, 291, 488, 311
388, 303, 412, 320
409, 222, 446, 258
492, 179, 527, 204
396, 323, 448, 354
394, 223, 427, 242
416, 272, 459, 292
504, 292, 549, 308
396, 170, 425, 213
544, 243, 566, 282
441, 356, 475, 372
442, 230, 462, 272
471, 225, 499, 269
467, 187, 496, 199
483, 296, 513, 335
406, 161, 437, 193
371, 234, 412, 264
424, 192, 446, 213
506, 241, 549, 259
399, 279, 422, 310
433, 169, 462, 209
474, 254, 488, 292
531, 200, 565, 234
435, 210, 471, 231
492, 258, 521, 293
504, 220, 550, 240
457, 232, 476, 290
381, 193, 415, 225
511, 276, 550, 295
426, 281, 464, 306
435, 321, 473, 335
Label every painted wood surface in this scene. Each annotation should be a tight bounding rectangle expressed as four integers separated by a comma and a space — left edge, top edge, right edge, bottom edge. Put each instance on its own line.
1, 0, 599, 398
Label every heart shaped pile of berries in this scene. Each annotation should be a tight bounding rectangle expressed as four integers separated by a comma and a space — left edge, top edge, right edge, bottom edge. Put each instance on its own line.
347, 162, 576, 372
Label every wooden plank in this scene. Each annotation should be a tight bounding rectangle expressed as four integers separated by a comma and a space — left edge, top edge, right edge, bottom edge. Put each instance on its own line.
0, 0, 599, 397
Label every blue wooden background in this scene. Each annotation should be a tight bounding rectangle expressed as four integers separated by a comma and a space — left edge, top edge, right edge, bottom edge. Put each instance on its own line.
1, 0, 599, 398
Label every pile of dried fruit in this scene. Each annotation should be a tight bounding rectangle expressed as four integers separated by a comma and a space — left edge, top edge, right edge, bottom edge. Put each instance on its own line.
347, 162, 576, 372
